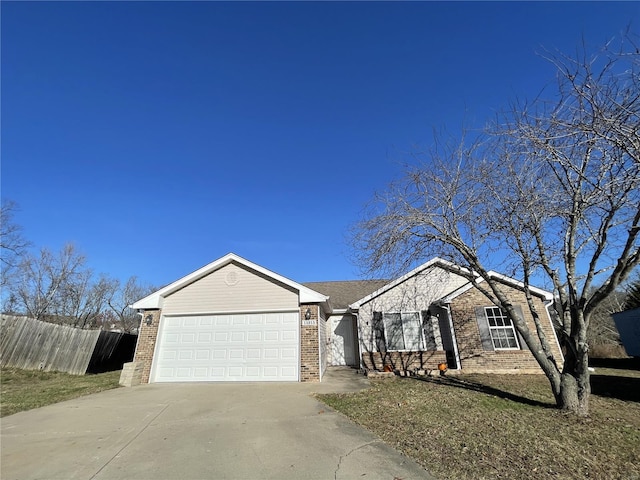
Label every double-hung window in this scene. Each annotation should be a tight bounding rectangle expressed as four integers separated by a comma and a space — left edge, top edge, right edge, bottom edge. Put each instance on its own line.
484, 306, 520, 349
382, 312, 423, 351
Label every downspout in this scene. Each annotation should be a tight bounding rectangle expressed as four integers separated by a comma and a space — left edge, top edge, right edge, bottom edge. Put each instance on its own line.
544, 299, 565, 364
443, 303, 461, 370
352, 310, 363, 371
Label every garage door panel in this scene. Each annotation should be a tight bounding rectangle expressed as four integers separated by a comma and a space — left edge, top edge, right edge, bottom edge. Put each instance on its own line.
247, 331, 261, 341
197, 332, 212, 343
214, 332, 228, 342
161, 350, 177, 360
165, 333, 179, 344
264, 331, 279, 342
230, 332, 245, 342
281, 348, 297, 359
165, 318, 181, 327
195, 350, 209, 360
152, 312, 299, 382
247, 349, 261, 359
282, 330, 297, 341
212, 349, 227, 359
178, 350, 193, 360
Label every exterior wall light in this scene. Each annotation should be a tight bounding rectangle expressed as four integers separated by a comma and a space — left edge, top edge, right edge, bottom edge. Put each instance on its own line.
305, 308, 311, 320
145, 314, 154, 326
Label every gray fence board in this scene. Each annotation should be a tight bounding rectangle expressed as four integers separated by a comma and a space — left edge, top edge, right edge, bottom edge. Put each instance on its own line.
0, 315, 101, 375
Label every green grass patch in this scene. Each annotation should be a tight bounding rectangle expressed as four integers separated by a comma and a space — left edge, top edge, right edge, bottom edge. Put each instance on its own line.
319, 370, 640, 480
1, 367, 121, 417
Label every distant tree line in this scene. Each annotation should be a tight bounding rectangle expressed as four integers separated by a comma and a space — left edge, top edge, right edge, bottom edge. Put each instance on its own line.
1, 200, 156, 333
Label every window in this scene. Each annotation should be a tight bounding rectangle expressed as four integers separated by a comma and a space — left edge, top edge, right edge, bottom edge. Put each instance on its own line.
484, 307, 520, 349
381, 312, 425, 351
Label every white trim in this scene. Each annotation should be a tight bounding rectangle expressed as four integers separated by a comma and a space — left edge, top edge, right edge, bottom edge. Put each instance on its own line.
381, 311, 425, 352
439, 274, 553, 303
131, 253, 330, 310
545, 300, 565, 363
354, 312, 363, 370
485, 271, 554, 301
348, 257, 553, 309
438, 282, 476, 303
484, 306, 521, 350
349, 257, 464, 309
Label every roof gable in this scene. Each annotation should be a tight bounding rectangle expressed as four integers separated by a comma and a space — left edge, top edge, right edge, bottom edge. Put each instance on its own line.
349, 257, 465, 309
349, 257, 554, 308
131, 253, 328, 310
438, 270, 554, 303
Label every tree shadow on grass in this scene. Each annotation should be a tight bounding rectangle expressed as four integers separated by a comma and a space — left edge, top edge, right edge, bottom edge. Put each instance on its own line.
412, 375, 556, 409
590, 374, 640, 403
589, 357, 640, 371
412, 371, 640, 406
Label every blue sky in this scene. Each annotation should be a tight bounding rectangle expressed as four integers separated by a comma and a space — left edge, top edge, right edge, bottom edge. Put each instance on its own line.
2, 1, 638, 287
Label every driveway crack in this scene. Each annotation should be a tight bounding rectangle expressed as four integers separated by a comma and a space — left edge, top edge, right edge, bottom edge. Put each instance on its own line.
89, 404, 170, 480
334, 440, 378, 480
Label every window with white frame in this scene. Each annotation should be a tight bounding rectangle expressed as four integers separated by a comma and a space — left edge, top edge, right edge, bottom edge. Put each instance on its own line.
382, 312, 424, 351
484, 306, 520, 349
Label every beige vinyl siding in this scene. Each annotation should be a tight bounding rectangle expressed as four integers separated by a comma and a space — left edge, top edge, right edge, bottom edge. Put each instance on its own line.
162, 261, 299, 315
358, 266, 468, 352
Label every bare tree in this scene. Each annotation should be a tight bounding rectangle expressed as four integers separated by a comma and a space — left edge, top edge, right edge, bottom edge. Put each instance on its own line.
0, 200, 30, 295
353, 34, 639, 416
14, 244, 88, 322
107, 276, 156, 333
55, 272, 115, 329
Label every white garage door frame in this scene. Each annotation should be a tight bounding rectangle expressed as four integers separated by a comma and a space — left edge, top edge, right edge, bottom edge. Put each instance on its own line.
150, 310, 300, 382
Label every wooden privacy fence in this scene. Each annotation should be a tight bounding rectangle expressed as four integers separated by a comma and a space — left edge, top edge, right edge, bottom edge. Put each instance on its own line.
0, 315, 136, 375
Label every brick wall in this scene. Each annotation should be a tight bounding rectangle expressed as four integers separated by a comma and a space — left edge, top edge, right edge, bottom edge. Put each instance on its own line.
361, 350, 447, 372
300, 304, 320, 382
450, 286, 563, 374
132, 309, 161, 383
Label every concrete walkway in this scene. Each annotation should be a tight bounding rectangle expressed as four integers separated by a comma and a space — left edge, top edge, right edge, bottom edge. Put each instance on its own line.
1, 367, 434, 480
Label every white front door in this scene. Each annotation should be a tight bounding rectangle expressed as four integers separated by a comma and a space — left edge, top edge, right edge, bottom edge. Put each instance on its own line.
151, 312, 300, 382
330, 315, 356, 366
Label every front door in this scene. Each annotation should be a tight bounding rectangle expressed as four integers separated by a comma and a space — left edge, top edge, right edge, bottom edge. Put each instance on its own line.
330, 315, 356, 366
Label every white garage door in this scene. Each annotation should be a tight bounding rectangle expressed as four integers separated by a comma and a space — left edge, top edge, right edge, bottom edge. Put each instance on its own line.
151, 312, 299, 382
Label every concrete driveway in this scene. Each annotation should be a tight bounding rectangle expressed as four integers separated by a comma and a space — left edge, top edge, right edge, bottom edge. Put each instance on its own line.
1, 368, 434, 480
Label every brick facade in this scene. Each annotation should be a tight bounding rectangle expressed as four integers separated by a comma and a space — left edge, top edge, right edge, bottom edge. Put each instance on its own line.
300, 304, 320, 382
449, 286, 563, 374
358, 283, 563, 375
132, 309, 161, 383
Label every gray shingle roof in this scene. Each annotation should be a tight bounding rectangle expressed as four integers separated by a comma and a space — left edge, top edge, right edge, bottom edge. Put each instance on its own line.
303, 279, 389, 310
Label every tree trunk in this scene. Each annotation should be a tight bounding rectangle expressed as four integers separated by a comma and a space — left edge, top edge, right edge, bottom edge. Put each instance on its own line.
554, 344, 591, 416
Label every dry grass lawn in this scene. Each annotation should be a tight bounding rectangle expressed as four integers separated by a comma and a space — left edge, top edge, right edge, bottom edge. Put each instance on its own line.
0, 367, 121, 417
319, 366, 640, 480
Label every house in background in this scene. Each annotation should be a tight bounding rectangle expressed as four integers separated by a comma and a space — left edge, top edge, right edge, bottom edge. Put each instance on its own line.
121, 253, 563, 386
612, 307, 640, 357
